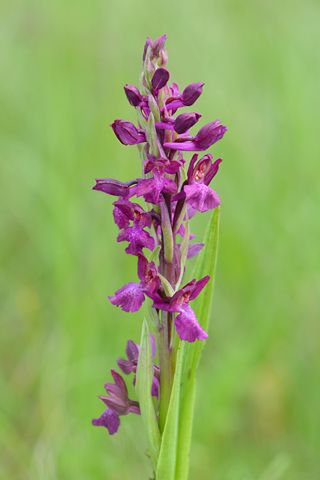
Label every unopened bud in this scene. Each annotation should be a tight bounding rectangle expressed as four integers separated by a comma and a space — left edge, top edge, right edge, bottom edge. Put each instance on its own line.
124, 84, 143, 107
174, 112, 202, 134
151, 67, 170, 90
182, 82, 205, 106
193, 120, 227, 150
111, 119, 145, 145
152, 34, 167, 57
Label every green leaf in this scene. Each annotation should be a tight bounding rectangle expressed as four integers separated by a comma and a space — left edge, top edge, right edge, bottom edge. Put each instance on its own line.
135, 319, 161, 470
158, 273, 175, 297
148, 245, 161, 264
156, 342, 184, 480
146, 112, 160, 157
175, 206, 220, 480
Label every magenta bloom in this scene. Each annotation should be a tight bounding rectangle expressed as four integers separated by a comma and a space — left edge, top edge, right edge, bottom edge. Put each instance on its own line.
164, 120, 227, 151
137, 169, 177, 204
113, 199, 152, 229
92, 370, 140, 435
117, 225, 155, 256
109, 254, 160, 312
153, 277, 210, 342
165, 82, 205, 112
172, 154, 222, 213
92, 35, 227, 441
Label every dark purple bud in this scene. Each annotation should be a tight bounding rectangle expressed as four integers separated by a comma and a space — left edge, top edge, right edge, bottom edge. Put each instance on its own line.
143, 37, 153, 61
152, 35, 167, 57
181, 82, 205, 106
124, 84, 143, 107
152, 68, 170, 90
111, 119, 145, 145
93, 178, 132, 197
174, 112, 202, 134
193, 120, 227, 150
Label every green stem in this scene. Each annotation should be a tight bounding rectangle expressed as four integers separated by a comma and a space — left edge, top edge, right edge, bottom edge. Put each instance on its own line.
159, 310, 172, 433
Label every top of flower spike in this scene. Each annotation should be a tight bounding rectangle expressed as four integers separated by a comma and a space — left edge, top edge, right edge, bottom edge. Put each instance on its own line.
143, 35, 167, 62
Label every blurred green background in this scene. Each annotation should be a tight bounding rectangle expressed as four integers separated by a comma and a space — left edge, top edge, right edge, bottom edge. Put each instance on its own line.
1, 0, 319, 478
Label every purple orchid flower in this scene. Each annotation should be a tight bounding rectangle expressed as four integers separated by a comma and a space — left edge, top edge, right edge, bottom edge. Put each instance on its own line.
164, 120, 227, 151
113, 199, 152, 230
92, 35, 227, 444
172, 154, 222, 213
137, 168, 177, 204
117, 337, 160, 399
144, 154, 185, 175
164, 82, 205, 112
109, 254, 160, 312
116, 221, 155, 256
153, 276, 210, 342
92, 370, 140, 435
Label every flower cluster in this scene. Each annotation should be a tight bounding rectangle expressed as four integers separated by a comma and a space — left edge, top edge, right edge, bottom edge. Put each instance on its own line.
92, 35, 226, 435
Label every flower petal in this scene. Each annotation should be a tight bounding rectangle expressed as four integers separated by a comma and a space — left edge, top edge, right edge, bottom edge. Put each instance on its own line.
92, 409, 120, 435
184, 184, 220, 212
174, 305, 208, 342
108, 282, 145, 312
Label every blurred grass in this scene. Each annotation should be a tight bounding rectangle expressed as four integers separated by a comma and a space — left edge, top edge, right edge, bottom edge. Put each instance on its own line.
1, 0, 320, 478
